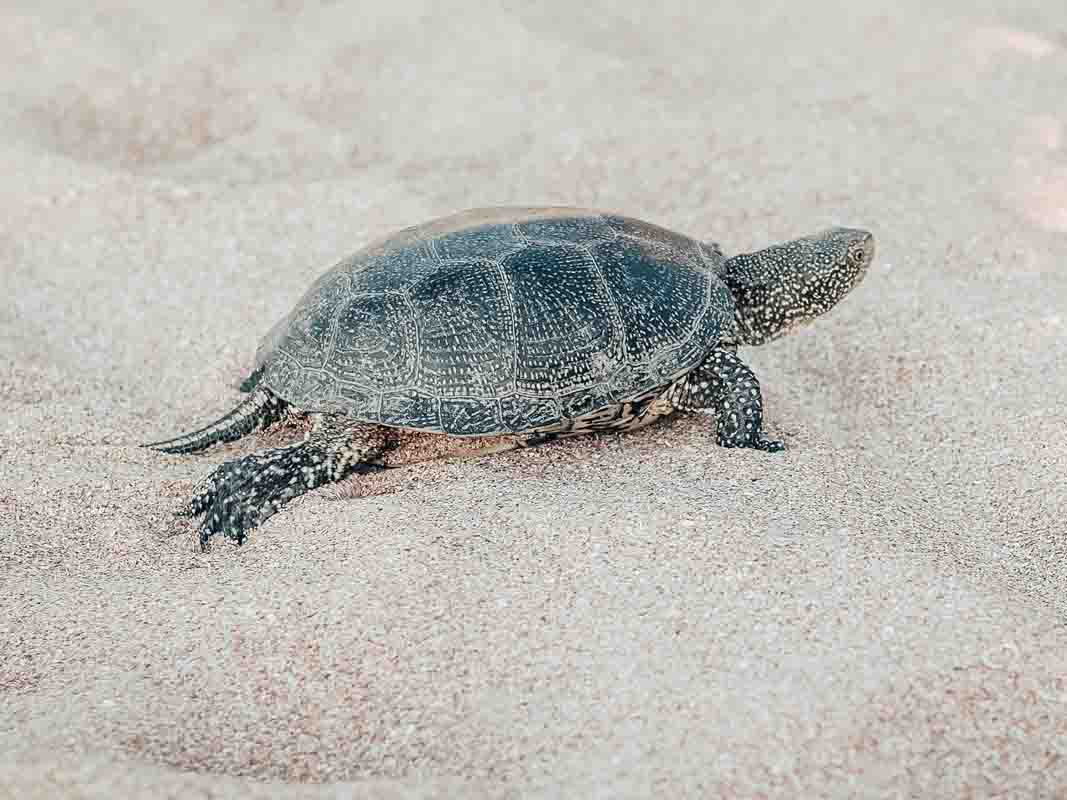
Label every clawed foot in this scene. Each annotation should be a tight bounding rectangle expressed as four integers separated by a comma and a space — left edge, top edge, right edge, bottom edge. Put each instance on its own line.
715, 408, 784, 453
178, 444, 311, 550
753, 436, 785, 453
717, 431, 785, 453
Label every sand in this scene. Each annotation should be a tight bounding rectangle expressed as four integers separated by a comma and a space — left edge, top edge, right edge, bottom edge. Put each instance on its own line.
3, 1, 1067, 797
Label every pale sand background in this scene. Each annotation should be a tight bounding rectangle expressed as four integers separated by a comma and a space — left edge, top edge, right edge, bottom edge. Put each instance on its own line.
2, 1, 1066, 797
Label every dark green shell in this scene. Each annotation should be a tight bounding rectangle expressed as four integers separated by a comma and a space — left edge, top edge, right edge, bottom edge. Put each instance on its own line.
255, 207, 732, 436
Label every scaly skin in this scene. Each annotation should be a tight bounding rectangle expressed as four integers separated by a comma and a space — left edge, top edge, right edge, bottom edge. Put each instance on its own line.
670, 226, 875, 450
719, 227, 875, 346
182, 415, 391, 550
669, 349, 782, 451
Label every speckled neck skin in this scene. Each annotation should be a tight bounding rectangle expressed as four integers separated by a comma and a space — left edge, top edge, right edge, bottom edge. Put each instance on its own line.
720, 227, 875, 346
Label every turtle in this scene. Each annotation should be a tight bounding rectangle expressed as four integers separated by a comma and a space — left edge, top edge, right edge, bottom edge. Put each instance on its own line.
145, 206, 875, 549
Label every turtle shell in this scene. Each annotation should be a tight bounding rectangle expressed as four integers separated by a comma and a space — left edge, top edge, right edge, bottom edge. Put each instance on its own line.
255, 206, 733, 436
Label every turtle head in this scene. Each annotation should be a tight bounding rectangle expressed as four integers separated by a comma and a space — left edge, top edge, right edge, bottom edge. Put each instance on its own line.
721, 227, 874, 346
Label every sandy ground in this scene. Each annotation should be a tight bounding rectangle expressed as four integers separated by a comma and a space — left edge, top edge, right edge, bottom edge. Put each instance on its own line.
3, 1, 1067, 797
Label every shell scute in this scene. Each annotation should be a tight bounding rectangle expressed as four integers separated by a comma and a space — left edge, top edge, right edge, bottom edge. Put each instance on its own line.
258, 207, 731, 435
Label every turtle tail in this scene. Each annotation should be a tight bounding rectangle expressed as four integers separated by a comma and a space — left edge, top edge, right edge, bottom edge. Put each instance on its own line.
142, 389, 288, 455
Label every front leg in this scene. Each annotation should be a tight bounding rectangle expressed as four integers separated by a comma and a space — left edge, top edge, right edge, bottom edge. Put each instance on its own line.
183, 415, 392, 549
672, 349, 784, 452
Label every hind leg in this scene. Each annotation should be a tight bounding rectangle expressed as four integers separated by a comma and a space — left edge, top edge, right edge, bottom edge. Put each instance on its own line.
186, 415, 393, 549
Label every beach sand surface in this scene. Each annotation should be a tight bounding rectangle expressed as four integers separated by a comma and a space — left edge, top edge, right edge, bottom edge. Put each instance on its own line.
3, 1, 1066, 797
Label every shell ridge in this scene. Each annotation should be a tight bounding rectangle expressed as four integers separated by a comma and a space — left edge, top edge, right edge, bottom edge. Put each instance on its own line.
578, 241, 629, 400
398, 289, 423, 394
490, 253, 520, 397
